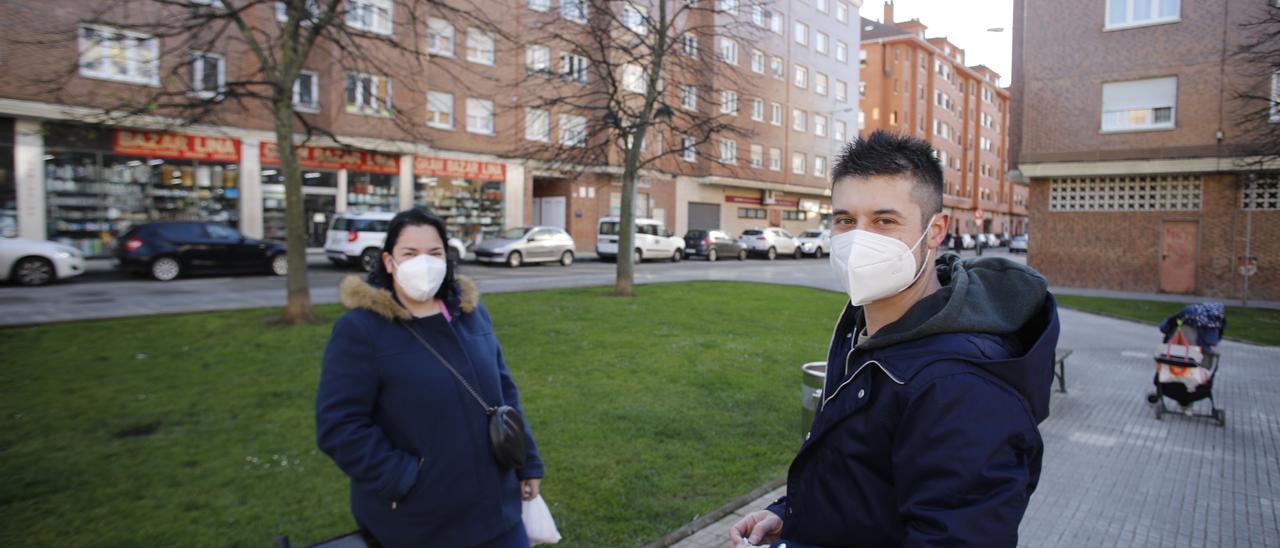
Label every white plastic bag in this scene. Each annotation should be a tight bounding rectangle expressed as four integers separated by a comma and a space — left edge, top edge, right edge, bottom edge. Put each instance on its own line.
522, 495, 562, 546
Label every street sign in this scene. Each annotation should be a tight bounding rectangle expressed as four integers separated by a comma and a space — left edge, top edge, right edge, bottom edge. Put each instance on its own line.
975, 210, 985, 221
1238, 256, 1259, 277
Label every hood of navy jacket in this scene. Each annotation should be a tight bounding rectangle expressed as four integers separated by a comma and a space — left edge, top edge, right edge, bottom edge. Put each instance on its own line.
837, 252, 1057, 423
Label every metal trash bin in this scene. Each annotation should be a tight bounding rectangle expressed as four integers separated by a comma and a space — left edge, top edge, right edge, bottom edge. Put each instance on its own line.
801, 362, 827, 439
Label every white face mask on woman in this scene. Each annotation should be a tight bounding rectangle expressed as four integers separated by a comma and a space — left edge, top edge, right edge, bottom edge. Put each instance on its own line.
829, 215, 936, 306
391, 254, 448, 302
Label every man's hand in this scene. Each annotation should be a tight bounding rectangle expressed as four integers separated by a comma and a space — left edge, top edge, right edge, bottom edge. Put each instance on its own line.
729, 510, 783, 546
521, 478, 541, 501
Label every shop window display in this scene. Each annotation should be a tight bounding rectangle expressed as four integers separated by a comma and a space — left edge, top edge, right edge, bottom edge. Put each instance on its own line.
347, 172, 399, 210
415, 176, 504, 246
261, 168, 337, 248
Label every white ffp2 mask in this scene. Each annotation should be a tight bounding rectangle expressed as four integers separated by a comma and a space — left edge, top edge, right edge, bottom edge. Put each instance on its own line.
828, 217, 935, 306
392, 254, 448, 302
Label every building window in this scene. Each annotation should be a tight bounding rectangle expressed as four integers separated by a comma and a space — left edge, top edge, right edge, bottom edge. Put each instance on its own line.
682, 33, 699, 57
719, 139, 737, 164
770, 56, 784, 79
345, 73, 392, 116
466, 28, 496, 65
813, 156, 826, 177
738, 207, 767, 219
681, 84, 698, 110
559, 114, 587, 146
528, 0, 550, 12
717, 0, 738, 14
835, 41, 848, 63
792, 109, 807, 132
815, 72, 828, 95
769, 147, 781, 171
187, 52, 225, 99
859, 48, 867, 66
982, 87, 994, 103
426, 91, 453, 128
525, 108, 549, 141
834, 120, 847, 141
561, 53, 589, 84
561, 0, 587, 22
274, 0, 322, 22
770, 102, 783, 125
835, 80, 848, 102
526, 45, 551, 74
294, 70, 320, 112
1242, 178, 1279, 210
720, 90, 738, 114
719, 37, 738, 65
751, 49, 765, 73
770, 11, 784, 34
816, 0, 829, 12
835, 1, 848, 22
814, 114, 827, 136
1271, 70, 1280, 123
794, 22, 808, 46
623, 5, 647, 34
1101, 76, 1176, 132
465, 98, 495, 135
78, 25, 159, 85
815, 32, 829, 55
346, 0, 393, 35
751, 98, 765, 121
792, 152, 806, 174
794, 65, 807, 88
859, 82, 867, 97
1105, 0, 1179, 30
681, 135, 696, 162
751, 5, 767, 27
1049, 175, 1202, 211
427, 18, 454, 56
623, 64, 647, 93
750, 144, 764, 168
783, 210, 808, 221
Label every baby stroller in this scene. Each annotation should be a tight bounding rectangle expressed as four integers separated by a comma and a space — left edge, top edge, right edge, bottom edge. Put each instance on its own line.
1146, 303, 1226, 426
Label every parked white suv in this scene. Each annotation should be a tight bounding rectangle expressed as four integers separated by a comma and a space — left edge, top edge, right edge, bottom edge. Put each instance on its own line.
325, 211, 467, 271
795, 229, 831, 258
596, 217, 684, 263
739, 227, 801, 260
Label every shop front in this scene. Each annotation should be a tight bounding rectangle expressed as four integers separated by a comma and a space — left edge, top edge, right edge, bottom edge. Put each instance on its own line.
413, 156, 505, 248
259, 143, 400, 248
43, 124, 240, 256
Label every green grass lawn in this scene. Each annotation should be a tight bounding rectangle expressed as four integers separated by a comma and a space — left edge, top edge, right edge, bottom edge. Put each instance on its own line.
1055, 295, 1280, 346
0, 281, 845, 547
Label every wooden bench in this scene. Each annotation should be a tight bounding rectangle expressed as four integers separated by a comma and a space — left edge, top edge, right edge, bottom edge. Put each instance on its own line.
1054, 349, 1072, 393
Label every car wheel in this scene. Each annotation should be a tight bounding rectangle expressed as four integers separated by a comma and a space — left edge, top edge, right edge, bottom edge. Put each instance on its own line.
814, 247, 824, 259
360, 248, 381, 272
707, 249, 718, 262
13, 257, 55, 286
793, 247, 802, 260
507, 251, 523, 268
766, 247, 777, 261
271, 254, 288, 276
671, 249, 682, 263
737, 249, 747, 261
560, 250, 574, 267
150, 256, 182, 281
634, 249, 643, 264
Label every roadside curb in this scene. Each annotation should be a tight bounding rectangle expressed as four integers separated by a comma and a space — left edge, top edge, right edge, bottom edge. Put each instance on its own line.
644, 476, 786, 548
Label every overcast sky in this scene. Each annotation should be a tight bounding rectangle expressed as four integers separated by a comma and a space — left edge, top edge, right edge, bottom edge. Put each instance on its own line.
858, 0, 1014, 86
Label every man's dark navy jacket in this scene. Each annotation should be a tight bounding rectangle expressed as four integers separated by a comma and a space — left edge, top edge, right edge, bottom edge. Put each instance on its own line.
767, 254, 1060, 547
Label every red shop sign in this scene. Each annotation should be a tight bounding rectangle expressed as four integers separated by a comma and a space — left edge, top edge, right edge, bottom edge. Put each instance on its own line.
774, 198, 800, 208
413, 156, 506, 180
725, 195, 762, 205
113, 129, 241, 162
260, 142, 400, 174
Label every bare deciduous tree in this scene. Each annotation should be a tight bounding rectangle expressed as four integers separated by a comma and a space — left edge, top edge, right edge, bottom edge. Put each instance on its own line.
1232, 3, 1280, 168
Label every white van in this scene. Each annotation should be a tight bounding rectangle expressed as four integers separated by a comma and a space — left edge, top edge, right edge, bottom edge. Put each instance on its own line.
325, 211, 467, 271
596, 217, 685, 263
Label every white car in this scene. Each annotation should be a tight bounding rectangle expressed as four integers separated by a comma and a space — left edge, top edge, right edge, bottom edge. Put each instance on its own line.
1, 237, 86, 286
739, 227, 802, 260
1009, 235, 1028, 253
596, 217, 684, 263
795, 229, 831, 258
473, 226, 576, 267
325, 211, 467, 272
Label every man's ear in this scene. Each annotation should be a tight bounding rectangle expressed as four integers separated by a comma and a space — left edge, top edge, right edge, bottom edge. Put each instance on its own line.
929, 213, 949, 249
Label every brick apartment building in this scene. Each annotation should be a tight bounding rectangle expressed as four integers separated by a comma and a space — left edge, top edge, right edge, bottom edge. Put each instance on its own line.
0, 0, 863, 257
1011, 0, 1279, 301
858, 2, 1026, 239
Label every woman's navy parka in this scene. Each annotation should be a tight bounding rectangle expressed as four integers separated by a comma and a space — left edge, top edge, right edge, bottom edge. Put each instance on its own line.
316, 274, 543, 548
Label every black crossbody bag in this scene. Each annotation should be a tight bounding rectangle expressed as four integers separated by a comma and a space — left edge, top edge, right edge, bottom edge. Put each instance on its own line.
401, 321, 528, 470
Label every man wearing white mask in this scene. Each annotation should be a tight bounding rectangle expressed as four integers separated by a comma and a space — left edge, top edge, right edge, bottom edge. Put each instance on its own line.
732, 131, 1060, 547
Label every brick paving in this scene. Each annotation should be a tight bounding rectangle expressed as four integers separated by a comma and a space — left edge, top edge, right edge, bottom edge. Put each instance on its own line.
665, 307, 1280, 548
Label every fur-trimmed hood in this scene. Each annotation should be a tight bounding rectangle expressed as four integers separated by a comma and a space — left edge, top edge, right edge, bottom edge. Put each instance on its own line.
339, 274, 479, 321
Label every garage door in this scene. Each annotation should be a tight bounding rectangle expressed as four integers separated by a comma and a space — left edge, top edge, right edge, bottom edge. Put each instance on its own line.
688, 202, 720, 231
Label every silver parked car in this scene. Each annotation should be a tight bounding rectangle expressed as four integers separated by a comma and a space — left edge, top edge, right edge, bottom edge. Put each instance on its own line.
474, 226, 576, 268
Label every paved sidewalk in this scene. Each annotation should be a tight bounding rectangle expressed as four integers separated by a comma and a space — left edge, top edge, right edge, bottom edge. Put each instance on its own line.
659, 308, 1280, 547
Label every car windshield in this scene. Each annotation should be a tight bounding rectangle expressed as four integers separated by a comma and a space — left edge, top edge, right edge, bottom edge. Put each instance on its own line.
685, 230, 707, 239
742, 230, 763, 236
800, 230, 823, 238
599, 222, 619, 235
500, 227, 532, 240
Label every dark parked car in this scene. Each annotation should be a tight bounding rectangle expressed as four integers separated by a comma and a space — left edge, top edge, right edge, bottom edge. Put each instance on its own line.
683, 229, 747, 261
116, 221, 288, 281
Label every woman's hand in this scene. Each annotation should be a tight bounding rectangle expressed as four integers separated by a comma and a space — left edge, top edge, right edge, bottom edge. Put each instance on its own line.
521, 478, 541, 501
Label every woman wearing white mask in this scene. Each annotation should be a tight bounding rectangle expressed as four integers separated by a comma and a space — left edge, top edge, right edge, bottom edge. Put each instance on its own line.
317, 208, 544, 548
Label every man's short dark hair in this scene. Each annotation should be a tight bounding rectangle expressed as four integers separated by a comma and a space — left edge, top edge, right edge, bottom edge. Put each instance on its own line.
831, 130, 944, 224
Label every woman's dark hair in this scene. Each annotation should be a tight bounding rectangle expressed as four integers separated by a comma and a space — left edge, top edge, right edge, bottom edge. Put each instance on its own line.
367, 208, 454, 300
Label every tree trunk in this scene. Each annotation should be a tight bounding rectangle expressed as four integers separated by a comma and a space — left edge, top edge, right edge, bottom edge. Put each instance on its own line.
615, 135, 646, 297
272, 95, 316, 324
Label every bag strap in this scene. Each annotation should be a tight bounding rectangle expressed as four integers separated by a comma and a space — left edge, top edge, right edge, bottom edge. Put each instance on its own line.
400, 320, 496, 416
